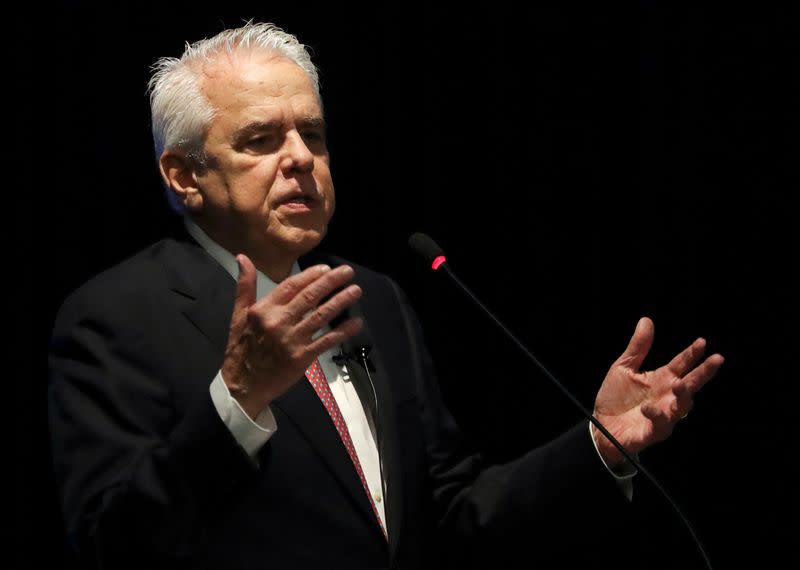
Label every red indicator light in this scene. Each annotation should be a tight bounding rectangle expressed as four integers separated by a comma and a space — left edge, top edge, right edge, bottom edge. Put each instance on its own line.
431, 256, 446, 270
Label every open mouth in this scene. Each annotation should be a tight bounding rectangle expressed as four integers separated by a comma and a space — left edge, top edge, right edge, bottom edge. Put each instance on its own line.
279, 196, 315, 210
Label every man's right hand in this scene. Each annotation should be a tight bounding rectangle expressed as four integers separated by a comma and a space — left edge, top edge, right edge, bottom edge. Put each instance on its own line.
221, 254, 363, 419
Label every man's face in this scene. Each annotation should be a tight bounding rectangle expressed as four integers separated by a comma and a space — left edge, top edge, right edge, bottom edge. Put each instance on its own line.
194, 54, 334, 259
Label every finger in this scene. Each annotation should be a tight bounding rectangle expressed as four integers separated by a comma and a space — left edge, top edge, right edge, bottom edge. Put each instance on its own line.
618, 317, 655, 371
294, 283, 363, 338
284, 265, 357, 320
671, 381, 694, 412
667, 337, 707, 378
305, 316, 364, 358
233, 255, 257, 323
269, 264, 333, 305
679, 353, 725, 393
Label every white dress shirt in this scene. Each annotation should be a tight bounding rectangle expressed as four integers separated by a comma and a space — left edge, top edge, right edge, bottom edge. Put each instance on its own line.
185, 220, 387, 529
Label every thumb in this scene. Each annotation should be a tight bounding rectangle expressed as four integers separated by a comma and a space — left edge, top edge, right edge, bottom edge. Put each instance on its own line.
233, 254, 257, 319
618, 316, 654, 371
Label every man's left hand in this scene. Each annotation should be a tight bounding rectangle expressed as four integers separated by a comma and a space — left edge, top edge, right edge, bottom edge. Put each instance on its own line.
592, 317, 724, 466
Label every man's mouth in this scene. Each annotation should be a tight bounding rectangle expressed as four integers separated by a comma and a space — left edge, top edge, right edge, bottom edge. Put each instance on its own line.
279, 195, 316, 211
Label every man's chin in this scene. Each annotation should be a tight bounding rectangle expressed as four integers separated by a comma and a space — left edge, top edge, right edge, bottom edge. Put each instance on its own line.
283, 227, 326, 255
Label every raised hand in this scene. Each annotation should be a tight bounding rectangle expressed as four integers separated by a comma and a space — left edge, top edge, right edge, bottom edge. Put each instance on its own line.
221, 254, 363, 419
592, 317, 724, 466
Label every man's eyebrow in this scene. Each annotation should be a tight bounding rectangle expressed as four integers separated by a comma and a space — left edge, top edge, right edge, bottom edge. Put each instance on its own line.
297, 116, 326, 129
232, 117, 326, 144
233, 120, 282, 142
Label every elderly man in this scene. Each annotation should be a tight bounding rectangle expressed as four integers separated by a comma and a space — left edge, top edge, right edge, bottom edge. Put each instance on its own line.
49, 22, 723, 569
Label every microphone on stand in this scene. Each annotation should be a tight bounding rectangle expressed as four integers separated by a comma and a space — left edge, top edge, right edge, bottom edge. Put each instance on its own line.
408, 231, 714, 570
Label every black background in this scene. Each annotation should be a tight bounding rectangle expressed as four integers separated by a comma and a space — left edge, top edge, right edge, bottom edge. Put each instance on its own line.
16, 2, 796, 568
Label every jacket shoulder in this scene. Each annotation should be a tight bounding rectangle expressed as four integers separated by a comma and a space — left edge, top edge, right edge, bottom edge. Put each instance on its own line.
53, 238, 206, 331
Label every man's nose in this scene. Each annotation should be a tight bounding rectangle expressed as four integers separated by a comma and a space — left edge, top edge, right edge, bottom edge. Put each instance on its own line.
280, 131, 314, 173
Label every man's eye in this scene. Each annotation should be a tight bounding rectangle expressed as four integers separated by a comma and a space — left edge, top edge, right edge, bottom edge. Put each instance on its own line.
302, 131, 325, 143
249, 135, 273, 145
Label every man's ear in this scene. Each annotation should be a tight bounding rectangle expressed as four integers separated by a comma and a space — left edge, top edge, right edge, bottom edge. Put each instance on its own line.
159, 151, 204, 212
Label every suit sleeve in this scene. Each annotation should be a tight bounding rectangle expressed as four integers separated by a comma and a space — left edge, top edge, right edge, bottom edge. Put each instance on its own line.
48, 285, 259, 569
385, 278, 630, 562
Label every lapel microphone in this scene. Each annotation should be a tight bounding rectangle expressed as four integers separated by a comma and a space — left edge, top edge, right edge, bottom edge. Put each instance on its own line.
331, 308, 373, 371
408, 231, 715, 570
330, 304, 379, 419
330, 284, 375, 372
333, 345, 372, 367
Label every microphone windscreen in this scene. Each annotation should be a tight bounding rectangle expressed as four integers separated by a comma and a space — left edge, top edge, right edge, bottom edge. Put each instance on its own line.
408, 233, 444, 263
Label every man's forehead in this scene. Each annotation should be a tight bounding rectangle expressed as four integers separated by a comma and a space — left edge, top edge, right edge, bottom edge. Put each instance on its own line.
197, 51, 308, 90
202, 57, 319, 119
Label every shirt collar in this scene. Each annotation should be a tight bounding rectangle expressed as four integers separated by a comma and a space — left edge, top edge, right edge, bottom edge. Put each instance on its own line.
183, 217, 300, 301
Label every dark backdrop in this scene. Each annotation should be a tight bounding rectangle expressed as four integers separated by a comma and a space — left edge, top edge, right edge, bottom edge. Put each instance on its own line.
17, 2, 796, 568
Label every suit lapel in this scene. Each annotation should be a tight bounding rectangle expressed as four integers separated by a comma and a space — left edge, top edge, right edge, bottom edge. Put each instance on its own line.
339, 304, 405, 555
270, 379, 383, 536
163, 234, 237, 358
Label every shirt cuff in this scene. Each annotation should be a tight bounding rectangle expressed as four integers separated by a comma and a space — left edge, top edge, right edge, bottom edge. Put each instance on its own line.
588, 420, 636, 501
209, 370, 277, 458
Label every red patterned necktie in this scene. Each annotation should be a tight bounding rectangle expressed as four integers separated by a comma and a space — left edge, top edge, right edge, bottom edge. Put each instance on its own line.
306, 357, 387, 539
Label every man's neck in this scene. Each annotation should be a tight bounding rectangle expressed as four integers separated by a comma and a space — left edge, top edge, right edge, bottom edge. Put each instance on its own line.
254, 256, 294, 283
185, 217, 297, 283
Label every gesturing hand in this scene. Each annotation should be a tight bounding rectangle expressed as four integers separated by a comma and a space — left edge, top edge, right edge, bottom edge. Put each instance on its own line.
592, 317, 724, 466
221, 254, 364, 419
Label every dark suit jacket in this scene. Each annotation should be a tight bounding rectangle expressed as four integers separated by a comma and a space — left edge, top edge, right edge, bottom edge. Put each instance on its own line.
49, 230, 626, 569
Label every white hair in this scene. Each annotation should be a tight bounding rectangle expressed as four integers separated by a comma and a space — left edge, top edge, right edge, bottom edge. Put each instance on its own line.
147, 21, 321, 212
